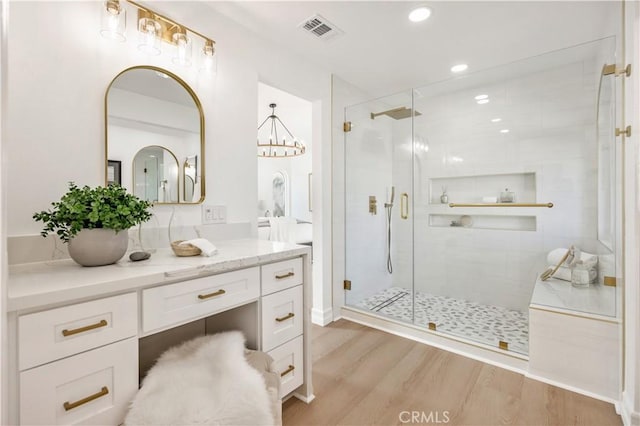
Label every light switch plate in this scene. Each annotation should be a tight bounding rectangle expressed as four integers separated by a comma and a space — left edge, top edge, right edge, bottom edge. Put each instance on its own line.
202, 205, 227, 224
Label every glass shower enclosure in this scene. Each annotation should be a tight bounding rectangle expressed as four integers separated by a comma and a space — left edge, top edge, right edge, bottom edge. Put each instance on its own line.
344, 38, 619, 356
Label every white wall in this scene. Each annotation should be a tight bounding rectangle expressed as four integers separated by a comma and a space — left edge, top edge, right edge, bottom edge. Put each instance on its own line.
6, 1, 330, 235
257, 83, 312, 223
5, 1, 333, 324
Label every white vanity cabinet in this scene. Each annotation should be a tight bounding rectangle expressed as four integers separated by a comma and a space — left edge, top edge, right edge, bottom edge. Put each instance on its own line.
8, 239, 314, 425
260, 258, 305, 397
17, 293, 139, 425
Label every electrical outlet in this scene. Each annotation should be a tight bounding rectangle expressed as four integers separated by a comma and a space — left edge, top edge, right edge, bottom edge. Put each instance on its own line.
202, 205, 227, 224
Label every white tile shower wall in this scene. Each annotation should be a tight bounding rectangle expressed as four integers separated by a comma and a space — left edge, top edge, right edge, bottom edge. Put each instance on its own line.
409, 57, 607, 312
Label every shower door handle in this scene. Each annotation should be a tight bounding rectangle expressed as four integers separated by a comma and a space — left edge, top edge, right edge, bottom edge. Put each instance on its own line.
400, 193, 409, 219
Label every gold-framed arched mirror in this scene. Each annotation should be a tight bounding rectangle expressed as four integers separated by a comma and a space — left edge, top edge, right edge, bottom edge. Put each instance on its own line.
105, 65, 205, 203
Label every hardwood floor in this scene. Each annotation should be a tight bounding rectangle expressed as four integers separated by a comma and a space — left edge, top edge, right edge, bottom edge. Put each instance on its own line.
283, 319, 621, 426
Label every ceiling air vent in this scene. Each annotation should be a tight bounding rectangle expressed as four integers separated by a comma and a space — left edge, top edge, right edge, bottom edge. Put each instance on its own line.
298, 14, 344, 41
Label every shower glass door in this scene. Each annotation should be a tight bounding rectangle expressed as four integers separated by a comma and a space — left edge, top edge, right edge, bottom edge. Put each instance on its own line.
343, 37, 619, 357
344, 91, 415, 322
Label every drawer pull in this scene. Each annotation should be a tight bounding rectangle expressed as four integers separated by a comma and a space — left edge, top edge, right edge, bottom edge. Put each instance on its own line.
197, 289, 226, 300
275, 312, 295, 322
275, 272, 295, 280
63, 386, 109, 411
61, 319, 108, 337
280, 365, 295, 377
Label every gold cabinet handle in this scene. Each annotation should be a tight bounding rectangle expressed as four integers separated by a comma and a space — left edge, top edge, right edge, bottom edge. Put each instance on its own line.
401, 193, 409, 219
63, 386, 109, 411
275, 312, 295, 322
197, 289, 226, 300
62, 319, 108, 337
275, 272, 294, 280
280, 365, 295, 377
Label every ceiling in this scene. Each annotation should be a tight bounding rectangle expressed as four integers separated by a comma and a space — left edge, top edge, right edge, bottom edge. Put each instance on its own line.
205, 1, 620, 98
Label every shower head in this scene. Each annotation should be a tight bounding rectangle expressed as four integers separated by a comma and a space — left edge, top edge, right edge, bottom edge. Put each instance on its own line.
370, 107, 422, 120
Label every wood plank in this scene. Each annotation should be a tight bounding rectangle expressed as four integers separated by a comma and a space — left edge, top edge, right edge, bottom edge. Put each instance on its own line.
283, 319, 621, 426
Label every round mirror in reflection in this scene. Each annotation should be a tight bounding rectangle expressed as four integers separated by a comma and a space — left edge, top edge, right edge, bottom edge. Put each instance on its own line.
133, 146, 179, 203
105, 66, 205, 204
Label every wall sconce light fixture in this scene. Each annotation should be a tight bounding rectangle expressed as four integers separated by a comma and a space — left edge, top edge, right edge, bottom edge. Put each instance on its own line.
100, 0, 216, 71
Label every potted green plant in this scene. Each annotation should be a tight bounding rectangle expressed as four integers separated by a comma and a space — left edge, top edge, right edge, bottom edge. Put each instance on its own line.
33, 182, 152, 266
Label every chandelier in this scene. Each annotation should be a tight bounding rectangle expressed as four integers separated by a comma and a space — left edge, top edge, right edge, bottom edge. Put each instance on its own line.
257, 103, 306, 158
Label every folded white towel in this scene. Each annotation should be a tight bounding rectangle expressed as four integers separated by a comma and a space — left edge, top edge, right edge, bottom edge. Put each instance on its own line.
179, 238, 218, 257
547, 247, 598, 268
268, 217, 297, 243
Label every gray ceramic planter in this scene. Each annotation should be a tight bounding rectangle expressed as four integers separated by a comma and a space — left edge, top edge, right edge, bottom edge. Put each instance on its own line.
68, 228, 128, 266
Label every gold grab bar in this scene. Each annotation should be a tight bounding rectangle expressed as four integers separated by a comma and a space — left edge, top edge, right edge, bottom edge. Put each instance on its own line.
63, 386, 109, 411
280, 365, 295, 377
62, 319, 108, 337
275, 312, 295, 322
275, 272, 294, 280
448, 203, 553, 208
198, 289, 226, 300
401, 193, 409, 219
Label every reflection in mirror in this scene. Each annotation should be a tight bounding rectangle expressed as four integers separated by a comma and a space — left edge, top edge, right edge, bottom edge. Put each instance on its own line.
183, 155, 199, 202
106, 66, 205, 204
133, 146, 179, 203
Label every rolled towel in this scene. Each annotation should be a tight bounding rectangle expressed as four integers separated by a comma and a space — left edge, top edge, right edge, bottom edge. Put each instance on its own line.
179, 238, 218, 256
549, 264, 598, 283
547, 247, 598, 268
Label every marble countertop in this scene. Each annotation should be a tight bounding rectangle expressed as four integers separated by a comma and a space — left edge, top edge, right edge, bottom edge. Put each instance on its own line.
529, 275, 617, 320
8, 239, 311, 312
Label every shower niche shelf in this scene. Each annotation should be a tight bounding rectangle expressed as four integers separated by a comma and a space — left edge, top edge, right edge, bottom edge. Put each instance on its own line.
429, 172, 536, 205
428, 214, 536, 231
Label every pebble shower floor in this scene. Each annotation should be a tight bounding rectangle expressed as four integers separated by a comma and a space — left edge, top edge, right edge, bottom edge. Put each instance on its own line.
356, 287, 529, 355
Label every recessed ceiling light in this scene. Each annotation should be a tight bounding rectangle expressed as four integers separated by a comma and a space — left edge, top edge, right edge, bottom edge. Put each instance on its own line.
409, 6, 432, 22
500, 129, 510, 133
491, 118, 502, 122
474, 94, 488, 100
450, 63, 468, 73
476, 99, 490, 105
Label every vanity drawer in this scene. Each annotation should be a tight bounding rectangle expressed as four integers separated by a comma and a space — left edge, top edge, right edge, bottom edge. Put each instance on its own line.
18, 293, 137, 371
261, 285, 303, 351
268, 335, 304, 398
20, 337, 138, 425
142, 267, 260, 334
261, 257, 303, 295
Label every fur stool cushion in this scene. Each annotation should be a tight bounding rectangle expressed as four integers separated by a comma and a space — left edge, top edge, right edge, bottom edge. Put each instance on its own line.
124, 331, 274, 425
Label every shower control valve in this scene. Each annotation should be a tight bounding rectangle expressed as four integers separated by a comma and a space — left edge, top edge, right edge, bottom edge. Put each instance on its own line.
369, 196, 377, 215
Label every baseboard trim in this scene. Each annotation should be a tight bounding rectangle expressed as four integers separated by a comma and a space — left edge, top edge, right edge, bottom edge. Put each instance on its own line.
621, 391, 640, 426
311, 307, 333, 326
525, 372, 618, 405
292, 392, 315, 404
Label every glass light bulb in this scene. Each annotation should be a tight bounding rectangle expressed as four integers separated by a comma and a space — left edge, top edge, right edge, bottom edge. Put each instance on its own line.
100, 0, 126, 41
172, 31, 192, 67
138, 17, 161, 55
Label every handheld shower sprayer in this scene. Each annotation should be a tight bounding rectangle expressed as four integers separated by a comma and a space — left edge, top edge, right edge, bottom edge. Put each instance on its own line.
385, 186, 395, 273
385, 186, 395, 207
